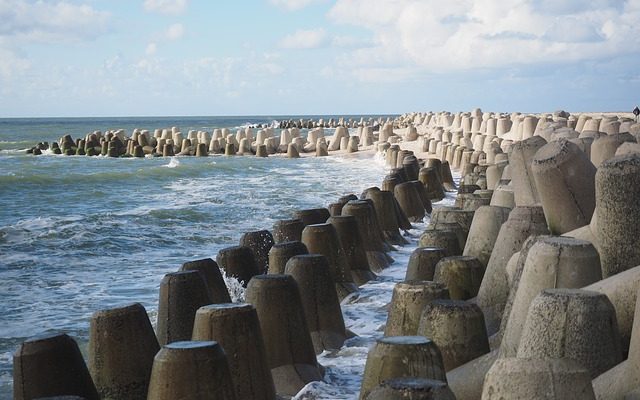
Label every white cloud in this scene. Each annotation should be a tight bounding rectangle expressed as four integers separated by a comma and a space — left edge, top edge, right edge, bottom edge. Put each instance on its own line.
146, 42, 158, 56
165, 23, 185, 40
269, 0, 324, 11
0, 0, 110, 92
0, 0, 110, 43
279, 28, 327, 49
143, 0, 188, 15
326, 0, 640, 79
0, 43, 30, 81
331, 35, 371, 48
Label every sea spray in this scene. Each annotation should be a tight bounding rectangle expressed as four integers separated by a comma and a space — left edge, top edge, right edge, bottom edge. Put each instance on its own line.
221, 268, 246, 302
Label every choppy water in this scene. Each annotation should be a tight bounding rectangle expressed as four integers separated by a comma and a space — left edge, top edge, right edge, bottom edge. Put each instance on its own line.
0, 115, 452, 399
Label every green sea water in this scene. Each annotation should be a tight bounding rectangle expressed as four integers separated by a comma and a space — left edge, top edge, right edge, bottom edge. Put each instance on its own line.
0, 115, 393, 397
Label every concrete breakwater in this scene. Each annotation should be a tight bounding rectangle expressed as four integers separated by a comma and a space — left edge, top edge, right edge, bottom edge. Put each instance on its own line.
25, 116, 386, 158
12, 108, 640, 400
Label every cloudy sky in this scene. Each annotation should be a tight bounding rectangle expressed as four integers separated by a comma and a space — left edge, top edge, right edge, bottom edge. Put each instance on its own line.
1, 0, 639, 117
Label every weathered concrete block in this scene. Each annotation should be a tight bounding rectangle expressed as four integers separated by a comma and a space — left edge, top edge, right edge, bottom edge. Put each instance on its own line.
385, 281, 449, 337
517, 289, 622, 378
481, 358, 596, 400
418, 300, 489, 371
531, 138, 596, 234
360, 336, 447, 400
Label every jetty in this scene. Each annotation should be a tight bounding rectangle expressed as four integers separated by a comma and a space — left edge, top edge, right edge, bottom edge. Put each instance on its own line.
13, 109, 640, 400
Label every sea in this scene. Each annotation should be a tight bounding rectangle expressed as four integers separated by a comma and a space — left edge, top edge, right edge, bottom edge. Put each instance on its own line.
0, 115, 452, 399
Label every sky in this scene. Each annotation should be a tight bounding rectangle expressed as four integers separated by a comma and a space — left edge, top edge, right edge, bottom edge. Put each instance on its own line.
0, 0, 639, 117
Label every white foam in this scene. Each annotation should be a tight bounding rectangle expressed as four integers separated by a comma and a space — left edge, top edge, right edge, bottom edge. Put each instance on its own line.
221, 268, 246, 302
164, 156, 180, 168
293, 188, 459, 399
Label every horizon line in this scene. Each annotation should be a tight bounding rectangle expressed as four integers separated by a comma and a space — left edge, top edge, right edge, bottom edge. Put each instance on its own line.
0, 110, 633, 119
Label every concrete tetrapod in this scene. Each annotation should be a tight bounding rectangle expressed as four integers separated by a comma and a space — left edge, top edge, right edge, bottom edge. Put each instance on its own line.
239, 230, 274, 275
585, 265, 640, 354
418, 299, 490, 371
412, 181, 433, 214
596, 154, 640, 278
329, 201, 344, 216
225, 142, 236, 156
395, 182, 426, 222
431, 207, 474, 236
301, 223, 358, 300
531, 138, 596, 234
481, 358, 596, 400
294, 208, 331, 226
419, 167, 446, 201
625, 389, 640, 400
418, 230, 461, 257
360, 336, 447, 400
365, 378, 456, 400
359, 197, 397, 255
329, 194, 358, 217
192, 304, 276, 400
156, 271, 211, 345
267, 240, 308, 275
475, 206, 549, 335
386, 145, 400, 167
500, 237, 603, 357
256, 144, 269, 157
405, 247, 447, 281
244, 275, 323, 397
433, 256, 484, 300
429, 211, 470, 250
396, 150, 411, 169
272, 218, 305, 243
424, 158, 444, 183
367, 190, 409, 245
216, 245, 260, 287
489, 183, 515, 209
485, 162, 507, 191
440, 161, 457, 191
517, 288, 622, 379
328, 215, 377, 285
446, 349, 499, 400
13, 333, 99, 400
384, 281, 449, 336
285, 254, 349, 353
146, 341, 236, 400
508, 135, 547, 206
390, 188, 414, 231
454, 193, 491, 212
462, 205, 510, 269
316, 140, 329, 156
382, 175, 400, 193
287, 143, 300, 158
88, 303, 159, 400
403, 155, 421, 181
180, 258, 232, 303
593, 287, 640, 400
342, 200, 393, 272
195, 143, 207, 156
591, 133, 636, 167
495, 235, 551, 345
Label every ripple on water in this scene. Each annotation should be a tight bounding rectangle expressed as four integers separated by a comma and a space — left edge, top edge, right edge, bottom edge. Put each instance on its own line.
0, 153, 387, 390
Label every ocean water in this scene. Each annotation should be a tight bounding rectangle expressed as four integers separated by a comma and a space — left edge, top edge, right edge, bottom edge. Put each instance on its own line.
0, 115, 458, 399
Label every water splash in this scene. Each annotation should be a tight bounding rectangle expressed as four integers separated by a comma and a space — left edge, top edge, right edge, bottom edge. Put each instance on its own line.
220, 269, 246, 302
165, 157, 180, 168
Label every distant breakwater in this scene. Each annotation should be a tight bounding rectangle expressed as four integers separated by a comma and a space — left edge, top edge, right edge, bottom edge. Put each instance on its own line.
25, 116, 390, 158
